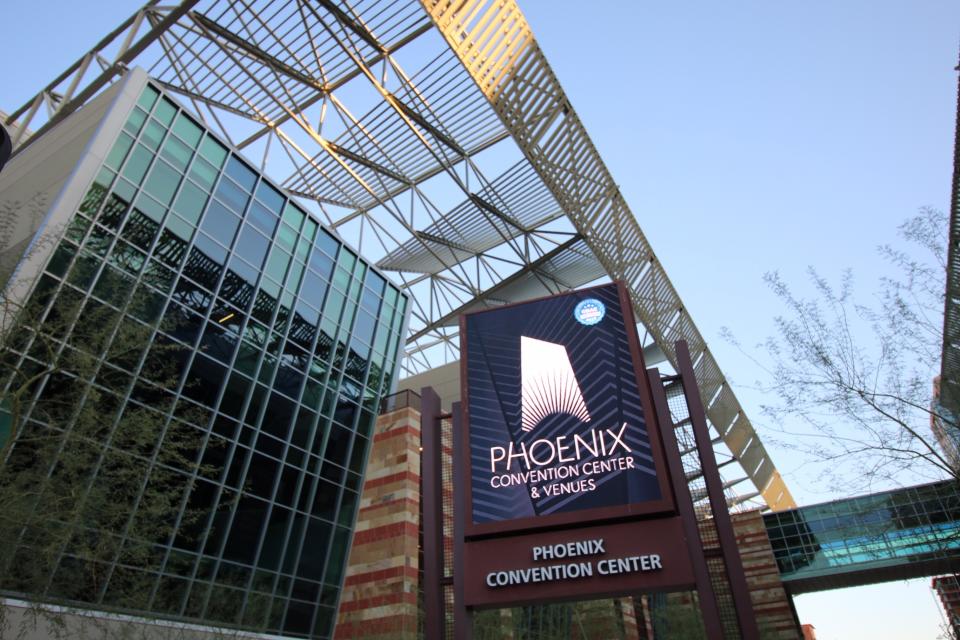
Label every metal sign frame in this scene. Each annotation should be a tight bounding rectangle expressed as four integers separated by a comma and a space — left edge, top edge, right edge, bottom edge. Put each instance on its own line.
458, 282, 676, 538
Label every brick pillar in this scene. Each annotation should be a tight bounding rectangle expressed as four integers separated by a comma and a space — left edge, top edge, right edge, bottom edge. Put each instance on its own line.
731, 510, 801, 640
334, 405, 422, 640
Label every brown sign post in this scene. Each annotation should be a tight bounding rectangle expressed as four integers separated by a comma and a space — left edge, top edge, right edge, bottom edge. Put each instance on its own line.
442, 283, 731, 638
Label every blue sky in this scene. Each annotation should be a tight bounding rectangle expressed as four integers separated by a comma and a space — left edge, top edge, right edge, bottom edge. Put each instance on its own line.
2, 1, 959, 637
522, 5, 958, 637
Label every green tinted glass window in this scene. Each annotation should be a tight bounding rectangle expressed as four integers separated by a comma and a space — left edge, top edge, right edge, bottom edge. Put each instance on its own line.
189, 157, 218, 191
165, 214, 195, 244
124, 108, 148, 136
65, 216, 91, 244
286, 261, 305, 292
265, 250, 290, 283
281, 203, 305, 232
47, 243, 76, 277
383, 285, 398, 308
338, 249, 356, 273
332, 267, 350, 292
161, 135, 193, 171
112, 178, 137, 205
109, 240, 146, 276
173, 181, 208, 225
143, 160, 182, 207
199, 135, 228, 169
295, 236, 311, 262
79, 167, 115, 217
173, 113, 203, 147
105, 133, 134, 170
137, 85, 160, 111
134, 192, 166, 223
276, 224, 297, 254
352, 260, 366, 282
122, 144, 154, 184
141, 119, 166, 151
155, 98, 177, 126
302, 218, 318, 243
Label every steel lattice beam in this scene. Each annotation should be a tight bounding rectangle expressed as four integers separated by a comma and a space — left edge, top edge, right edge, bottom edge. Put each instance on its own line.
1, 0, 795, 510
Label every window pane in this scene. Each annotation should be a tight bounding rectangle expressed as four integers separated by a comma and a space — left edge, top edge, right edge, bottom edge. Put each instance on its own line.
200, 200, 241, 248
295, 236, 311, 262
192, 231, 227, 267
200, 135, 228, 169
106, 133, 134, 170
121, 144, 154, 184
228, 254, 260, 292
80, 167, 114, 217
133, 192, 165, 225
141, 119, 166, 151
255, 181, 285, 213
161, 135, 193, 171
215, 177, 250, 214
173, 180, 208, 225
124, 107, 148, 136
189, 157, 218, 191
316, 229, 339, 258
173, 113, 203, 147
225, 156, 257, 192
302, 218, 318, 243
265, 250, 290, 283
286, 261, 305, 292
281, 203, 305, 232
299, 271, 328, 311
247, 200, 278, 237
308, 250, 334, 280
235, 226, 270, 269
155, 97, 177, 126
137, 85, 160, 111
185, 248, 222, 292
276, 224, 297, 254
143, 159, 182, 207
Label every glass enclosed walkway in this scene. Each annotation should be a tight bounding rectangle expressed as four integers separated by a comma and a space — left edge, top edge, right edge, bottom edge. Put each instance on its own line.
764, 479, 960, 593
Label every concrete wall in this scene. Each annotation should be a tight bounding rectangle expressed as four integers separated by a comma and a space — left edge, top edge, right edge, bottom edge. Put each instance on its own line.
0, 598, 278, 640
396, 360, 460, 411
0, 68, 145, 304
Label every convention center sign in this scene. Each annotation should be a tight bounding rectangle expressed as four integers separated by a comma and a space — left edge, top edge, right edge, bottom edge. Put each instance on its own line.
459, 282, 695, 607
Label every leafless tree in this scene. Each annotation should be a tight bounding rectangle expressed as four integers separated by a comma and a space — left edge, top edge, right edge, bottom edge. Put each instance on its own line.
725, 208, 956, 491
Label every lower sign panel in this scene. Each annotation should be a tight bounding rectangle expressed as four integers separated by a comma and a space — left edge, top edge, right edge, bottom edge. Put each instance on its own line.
463, 517, 695, 608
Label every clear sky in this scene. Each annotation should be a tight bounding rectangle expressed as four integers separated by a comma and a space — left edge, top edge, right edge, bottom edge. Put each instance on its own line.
2, 1, 959, 638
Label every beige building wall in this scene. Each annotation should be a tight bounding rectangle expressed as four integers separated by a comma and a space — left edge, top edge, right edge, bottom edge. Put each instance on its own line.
0, 68, 146, 303
396, 360, 460, 410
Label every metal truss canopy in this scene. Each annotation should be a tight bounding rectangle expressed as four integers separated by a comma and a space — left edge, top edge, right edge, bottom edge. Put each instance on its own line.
3, 0, 795, 510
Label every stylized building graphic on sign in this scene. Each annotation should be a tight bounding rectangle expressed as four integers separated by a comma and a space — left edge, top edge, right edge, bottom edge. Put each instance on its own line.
520, 336, 592, 432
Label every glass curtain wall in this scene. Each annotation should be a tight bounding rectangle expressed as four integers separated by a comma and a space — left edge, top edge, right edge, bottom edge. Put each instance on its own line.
0, 82, 407, 639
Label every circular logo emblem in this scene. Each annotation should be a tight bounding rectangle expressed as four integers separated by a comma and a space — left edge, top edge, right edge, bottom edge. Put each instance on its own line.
574, 298, 605, 326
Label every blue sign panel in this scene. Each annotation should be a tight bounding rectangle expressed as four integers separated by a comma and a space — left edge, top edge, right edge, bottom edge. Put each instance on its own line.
463, 283, 665, 529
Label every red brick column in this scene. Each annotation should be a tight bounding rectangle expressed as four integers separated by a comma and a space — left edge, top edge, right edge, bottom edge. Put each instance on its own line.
334, 406, 422, 640
731, 510, 801, 640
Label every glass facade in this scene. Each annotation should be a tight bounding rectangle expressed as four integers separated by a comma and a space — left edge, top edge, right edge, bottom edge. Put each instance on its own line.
764, 480, 960, 588
0, 82, 406, 638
